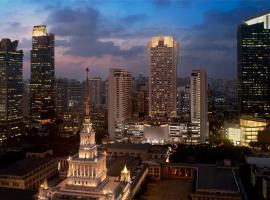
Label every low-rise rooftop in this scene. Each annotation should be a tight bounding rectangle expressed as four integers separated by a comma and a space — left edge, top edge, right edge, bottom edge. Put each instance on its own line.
197, 165, 239, 193
107, 156, 141, 177
0, 157, 56, 177
108, 143, 151, 151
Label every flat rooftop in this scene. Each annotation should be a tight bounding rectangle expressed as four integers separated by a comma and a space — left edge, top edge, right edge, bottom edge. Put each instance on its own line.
142, 179, 193, 200
0, 157, 56, 177
149, 145, 168, 154
108, 143, 151, 151
0, 188, 34, 200
197, 166, 239, 193
107, 156, 141, 177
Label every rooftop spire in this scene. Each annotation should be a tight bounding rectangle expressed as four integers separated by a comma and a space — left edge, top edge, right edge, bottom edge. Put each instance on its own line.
85, 67, 90, 116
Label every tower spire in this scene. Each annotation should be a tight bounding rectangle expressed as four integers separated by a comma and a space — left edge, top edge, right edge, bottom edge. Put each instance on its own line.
85, 67, 90, 116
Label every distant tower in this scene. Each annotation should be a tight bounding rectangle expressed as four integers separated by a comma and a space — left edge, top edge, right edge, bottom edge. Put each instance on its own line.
30, 25, 55, 128
120, 165, 131, 183
0, 39, 23, 143
148, 36, 178, 118
108, 68, 132, 139
89, 77, 102, 110
191, 70, 208, 143
238, 13, 270, 117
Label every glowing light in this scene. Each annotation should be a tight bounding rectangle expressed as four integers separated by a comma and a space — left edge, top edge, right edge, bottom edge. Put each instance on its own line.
32, 25, 48, 37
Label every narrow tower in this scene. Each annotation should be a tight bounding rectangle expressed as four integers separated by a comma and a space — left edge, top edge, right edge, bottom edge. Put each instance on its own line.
65, 67, 107, 187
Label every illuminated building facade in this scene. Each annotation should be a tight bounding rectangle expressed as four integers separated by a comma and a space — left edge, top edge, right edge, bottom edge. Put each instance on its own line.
63, 111, 83, 135
30, 25, 55, 128
124, 120, 200, 144
191, 70, 208, 143
48, 69, 130, 200
226, 127, 241, 146
240, 116, 268, 146
0, 39, 23, 143
108, 69, 132, 139
148, 36, 178, 117
238, 13, 270, 117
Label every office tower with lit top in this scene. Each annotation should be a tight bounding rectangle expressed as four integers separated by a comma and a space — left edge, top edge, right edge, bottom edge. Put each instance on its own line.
191, 70, 208, 143
148, 36, 178, 118
30, 25, 55, 128
108, 69, 132, 139
238, 13, 270, 117
0, 39, 23, 143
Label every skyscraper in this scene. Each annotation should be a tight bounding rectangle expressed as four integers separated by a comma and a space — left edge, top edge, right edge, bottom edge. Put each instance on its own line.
238, 13, 270, 117
108, 69, 132, 139
191, 70, 208, 143
55, 78, 68, 115
0, 39, 23, 143
67, 79, 83, 111
30, 25, 55, 128
148, 36, 178, 118
177, 85, 191, 119
89, 77, 102, 110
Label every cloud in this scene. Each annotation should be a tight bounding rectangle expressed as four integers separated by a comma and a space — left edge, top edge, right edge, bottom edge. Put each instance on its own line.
154, 0, 171, 7
179, 1, 270, 78
121, 14, 147, 25
46, 7, 145, 59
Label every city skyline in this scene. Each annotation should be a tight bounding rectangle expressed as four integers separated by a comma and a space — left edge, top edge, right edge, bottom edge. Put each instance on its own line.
0, 0, 269, 80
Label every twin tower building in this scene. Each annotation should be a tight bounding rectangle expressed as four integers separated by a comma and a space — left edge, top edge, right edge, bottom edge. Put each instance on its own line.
0, 25, 54, 142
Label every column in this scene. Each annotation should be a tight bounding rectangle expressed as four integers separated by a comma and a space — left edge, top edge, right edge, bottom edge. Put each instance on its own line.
92, 166, 94, 178
72, 164, 74, 176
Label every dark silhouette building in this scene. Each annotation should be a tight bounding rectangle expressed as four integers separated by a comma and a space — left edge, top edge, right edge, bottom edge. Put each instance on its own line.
0, 39, 23, 143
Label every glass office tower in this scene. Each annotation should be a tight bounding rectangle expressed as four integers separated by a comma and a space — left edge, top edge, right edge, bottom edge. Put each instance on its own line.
0, 39, 23, 143
238, 14, 270, 117
30, 25, 55, 128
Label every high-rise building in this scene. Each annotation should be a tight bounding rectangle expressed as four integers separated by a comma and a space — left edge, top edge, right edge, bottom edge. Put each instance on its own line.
89, 77, 102, 110
30, 25, 55, 128
67, 79, 83, 111
23, 80, 30, 125
55, 78, 68, 115
0, 39, 23, 143
191, 70, 208, 143
108, 68, 132, 139
131, 75, 149, 118
148, 36, 178, 118
137, 85, 149, 117
177, 85, 190, 119
238, 14, 270, 117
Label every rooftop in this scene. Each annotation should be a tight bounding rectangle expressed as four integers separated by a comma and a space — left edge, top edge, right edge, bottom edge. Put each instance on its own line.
108, 143, 151, 151
0, 188, 34, 200
197, 166, 239, 193
244, 13, 270, 29
0, 157, 56, 177
107, 156, 141, 177
149, 145, 169, 154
